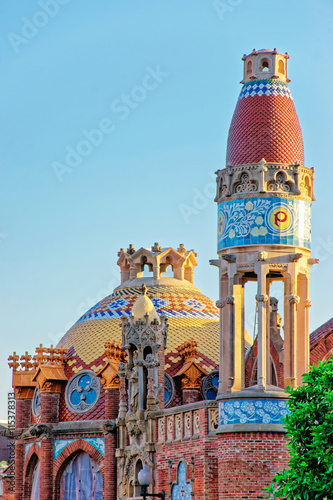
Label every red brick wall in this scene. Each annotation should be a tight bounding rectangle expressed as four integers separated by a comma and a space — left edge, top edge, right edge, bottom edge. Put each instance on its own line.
15, 399, 32, 428
218, 432, 289, 499
182, 388, 201, 405
40, 439, 53, 500
14, 442, 24, 500
155, 408, 218, 500
104, 389, 118, 500
41, 393, 60, 423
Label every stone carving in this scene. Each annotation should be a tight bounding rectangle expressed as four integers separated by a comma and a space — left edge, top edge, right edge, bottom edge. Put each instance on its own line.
268, 172, 291, 192
225, 296, 234, 305
175, 414, 182, 440
165, 373, 175, 408
158, 418, 164, 443
215, 161, 314, 203
184, 412, 191, 437
167, 416, 174, 441
222, 254, 236, 263
209, 408, 219, 432
289, 253, 303, 262
256, 294, 269, 303
215, 300, 226, 309
234, 172, 258, 194
65, 370, 101, 414
304, 299, 312, 308
193, 410, 200, 435
28, 423, 53, 440
289, 295, 300, 304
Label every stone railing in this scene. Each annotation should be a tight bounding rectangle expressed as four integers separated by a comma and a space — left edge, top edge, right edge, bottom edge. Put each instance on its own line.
154, 401, 218, 445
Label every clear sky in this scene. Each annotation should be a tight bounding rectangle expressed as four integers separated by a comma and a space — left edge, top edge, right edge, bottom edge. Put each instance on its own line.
1, 0, 333, 418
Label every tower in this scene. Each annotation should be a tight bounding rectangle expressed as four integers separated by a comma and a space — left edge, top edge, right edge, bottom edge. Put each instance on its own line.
214, 49, 316, 498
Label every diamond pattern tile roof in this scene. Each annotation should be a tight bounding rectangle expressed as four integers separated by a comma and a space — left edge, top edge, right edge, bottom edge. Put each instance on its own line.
57, 284, 220, 378
226, 79, 304, 166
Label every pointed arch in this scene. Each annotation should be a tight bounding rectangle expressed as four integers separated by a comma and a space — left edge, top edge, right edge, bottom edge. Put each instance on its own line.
54, 439, 104, 499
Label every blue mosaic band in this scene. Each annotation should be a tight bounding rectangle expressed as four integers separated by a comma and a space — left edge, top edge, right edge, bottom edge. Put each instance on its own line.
239, 79, 292, 100
219, 399, 288, 426
218, 197, 311, 250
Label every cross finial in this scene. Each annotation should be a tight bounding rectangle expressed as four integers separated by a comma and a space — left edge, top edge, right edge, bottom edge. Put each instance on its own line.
8, 352, 20, 371
20, 352, 33, 371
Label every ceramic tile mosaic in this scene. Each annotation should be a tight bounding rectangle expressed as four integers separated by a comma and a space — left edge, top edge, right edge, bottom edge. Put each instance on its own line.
219, 399, 288, 426
218, 197, 311, 250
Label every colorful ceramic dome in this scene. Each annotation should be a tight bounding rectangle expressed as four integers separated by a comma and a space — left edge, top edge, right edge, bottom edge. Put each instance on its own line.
226, 49, 304, 166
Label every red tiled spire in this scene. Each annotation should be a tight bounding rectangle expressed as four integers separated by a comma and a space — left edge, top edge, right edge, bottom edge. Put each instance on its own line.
226, 49, 304, 166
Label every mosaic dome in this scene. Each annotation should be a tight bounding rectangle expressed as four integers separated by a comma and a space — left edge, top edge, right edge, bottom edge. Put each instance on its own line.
57, 277, 220, 379
226, 50, 304, 166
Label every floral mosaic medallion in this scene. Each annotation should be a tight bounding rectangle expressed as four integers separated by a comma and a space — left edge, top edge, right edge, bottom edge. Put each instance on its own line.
172, 462, 192, 500
219, 399, 288, 425
218, 197, 311, 250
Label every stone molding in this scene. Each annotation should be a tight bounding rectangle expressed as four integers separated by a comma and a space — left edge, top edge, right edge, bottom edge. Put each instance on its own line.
215, 161, 315, 203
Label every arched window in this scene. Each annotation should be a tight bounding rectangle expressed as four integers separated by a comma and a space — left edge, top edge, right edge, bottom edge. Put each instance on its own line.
172, 461, 192, 500
31, 461, 40, 500
246, 60, 252, 75
278, 59, 284, 74
261, 59, 270, 72
60, 452, 103, 500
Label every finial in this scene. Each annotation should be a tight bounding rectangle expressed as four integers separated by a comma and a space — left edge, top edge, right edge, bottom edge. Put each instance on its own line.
20, 352, 33, 371
127, 244, 136, 255
141, 283, 147, 296
118, 248, 125, 256
151, 242, 161, 253
8, 352, 20, 371
177, 244, 186, 254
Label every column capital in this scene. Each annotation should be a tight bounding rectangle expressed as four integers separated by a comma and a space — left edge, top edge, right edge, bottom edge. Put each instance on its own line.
216, 300, 226, 309
289, 295, 300, 304
256, 294, 269, 303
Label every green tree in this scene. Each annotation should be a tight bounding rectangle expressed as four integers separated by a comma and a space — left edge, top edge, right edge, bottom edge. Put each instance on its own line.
266, 358, 333, 500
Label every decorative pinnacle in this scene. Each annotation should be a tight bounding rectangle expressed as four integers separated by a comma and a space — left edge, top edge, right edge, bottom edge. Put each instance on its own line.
179, 339, 198, 361
151, 242, 161, 253
33, 344, 68, 367
177, 244, 186, 254
8, 352, 20, 371
141, 283, 147, 296
20, 352, 33, 371
127, 244, 136, 255
104, 339, 126, 362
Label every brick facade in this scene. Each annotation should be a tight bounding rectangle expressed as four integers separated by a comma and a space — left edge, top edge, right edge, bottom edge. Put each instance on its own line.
218, 432, 289, 499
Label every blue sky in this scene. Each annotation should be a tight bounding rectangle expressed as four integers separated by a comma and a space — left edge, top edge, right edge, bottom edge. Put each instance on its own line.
1, 0, 333, 417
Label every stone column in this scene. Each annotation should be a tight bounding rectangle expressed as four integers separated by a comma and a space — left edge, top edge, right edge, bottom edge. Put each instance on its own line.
218, 275, 229, 393
254, 262, 270, 389
284, 265, 298, 389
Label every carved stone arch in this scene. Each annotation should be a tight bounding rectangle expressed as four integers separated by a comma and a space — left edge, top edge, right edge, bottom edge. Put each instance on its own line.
299, 173, 312, 198
267, 170, 293, 193
122, 449, 153, 498
24, 448, 40, 500
233, 170, 258, 194
54, 439, 104, 499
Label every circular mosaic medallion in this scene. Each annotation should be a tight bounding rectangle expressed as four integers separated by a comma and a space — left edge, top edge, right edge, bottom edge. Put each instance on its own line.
65, 370, 101, 414
202, 370, 219, 400
32, 386, 41, 418
164, 373, 175, 408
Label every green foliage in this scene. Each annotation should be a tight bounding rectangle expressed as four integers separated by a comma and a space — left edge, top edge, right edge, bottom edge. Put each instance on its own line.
265, 358, 333, 500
